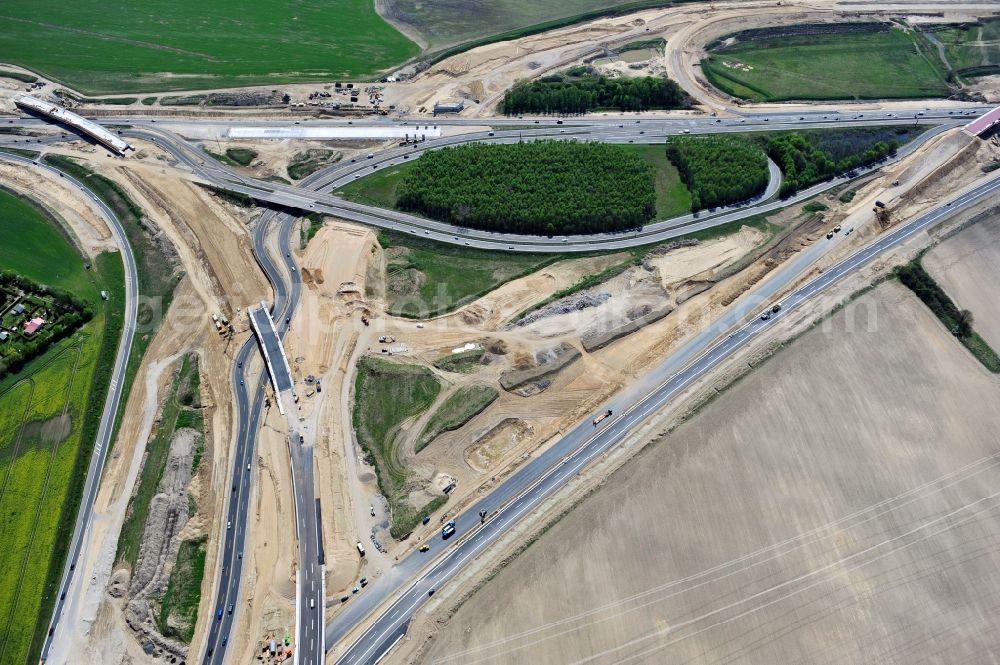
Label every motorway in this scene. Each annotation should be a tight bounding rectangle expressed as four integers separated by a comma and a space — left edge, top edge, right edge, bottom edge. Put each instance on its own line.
7, 102, 993, 665
111, 110, 981, 253
329, 166, 1000, 665
5, 106, 988, 253
0, 154, 142, 665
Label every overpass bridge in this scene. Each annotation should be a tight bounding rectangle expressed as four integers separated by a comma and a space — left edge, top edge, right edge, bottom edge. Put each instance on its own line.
15, 95, 132, 155
248, 303, 294, 414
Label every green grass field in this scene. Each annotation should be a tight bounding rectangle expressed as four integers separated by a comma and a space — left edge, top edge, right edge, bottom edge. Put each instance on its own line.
352, 356, 444, 537
0, 0, 419, 94
0, 190, 122, 665
338, 162, 418, 210
0, 189, 98, 297
377, 231, 561, 318
930, 20, 1000, 75
622, 145, 691, 220
416, 385, 498, 452
703, 28, 950, 101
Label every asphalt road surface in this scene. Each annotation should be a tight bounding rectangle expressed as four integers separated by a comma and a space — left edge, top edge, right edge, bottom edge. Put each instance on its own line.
328, 172, 1000, 665
0, 153, 142, 665
200, 209, 304, 664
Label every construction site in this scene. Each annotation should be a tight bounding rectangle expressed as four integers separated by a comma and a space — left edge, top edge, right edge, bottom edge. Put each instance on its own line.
1, 1, 998, 665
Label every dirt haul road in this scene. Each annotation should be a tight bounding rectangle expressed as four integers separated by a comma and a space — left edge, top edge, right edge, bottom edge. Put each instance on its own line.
41, 144, 271, 662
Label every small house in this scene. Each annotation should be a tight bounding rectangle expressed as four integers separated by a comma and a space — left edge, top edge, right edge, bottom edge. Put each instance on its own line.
23, 317, 45, 337
11, 303, 25, 316
0, 331, 7, 342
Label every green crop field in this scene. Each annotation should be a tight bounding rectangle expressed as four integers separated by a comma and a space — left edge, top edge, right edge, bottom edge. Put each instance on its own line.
0, 191, 122, 665
703, 28, 950, 102
0, 0, 419, 95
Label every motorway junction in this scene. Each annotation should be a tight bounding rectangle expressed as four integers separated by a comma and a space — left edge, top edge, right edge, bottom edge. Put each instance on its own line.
1, 9, 999, 665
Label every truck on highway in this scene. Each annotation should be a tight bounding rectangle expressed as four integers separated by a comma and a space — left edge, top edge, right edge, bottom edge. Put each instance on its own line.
592, 409, 613, 427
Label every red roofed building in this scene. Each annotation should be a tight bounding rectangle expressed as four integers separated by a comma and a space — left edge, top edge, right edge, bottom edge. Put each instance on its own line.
23, 317, 45, 337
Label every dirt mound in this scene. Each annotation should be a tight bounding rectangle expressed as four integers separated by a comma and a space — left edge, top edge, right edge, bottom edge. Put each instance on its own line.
500, 342, 580, 392
460, 304, 488, 326
465, 419, 535, 472
582, 304, 674, 352
483, 337, 508, 355
122, 428, 198, 660
513, 292, 612, 328
388, 267, 426, 297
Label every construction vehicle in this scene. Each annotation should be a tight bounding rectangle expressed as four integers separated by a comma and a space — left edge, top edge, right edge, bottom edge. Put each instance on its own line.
592, 409, 613, 427
874, 200, 892, 229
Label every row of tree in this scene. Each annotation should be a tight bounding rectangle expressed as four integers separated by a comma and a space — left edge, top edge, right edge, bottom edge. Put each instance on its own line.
664, 136, 769, 211
766, 133, 898, 197
395, 142, 656, 235
500, 73, 689, 115
896, 261, 975, 338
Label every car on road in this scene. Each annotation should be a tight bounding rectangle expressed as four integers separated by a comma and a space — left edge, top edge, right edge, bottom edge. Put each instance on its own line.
228, 604, 234, 615
239, 379, 244, 386
222, 636, 228, 647
442, 520, 456, 539
826, 231, 834, 239
834, 224, 842, 233
360, 577, 368, 587
760, 312, 771, 321
419, 544, 430, 552
340, 596, 349, 603
771, 303, 782, 313
216, 608, 223, 620
428, 588, 435, 596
